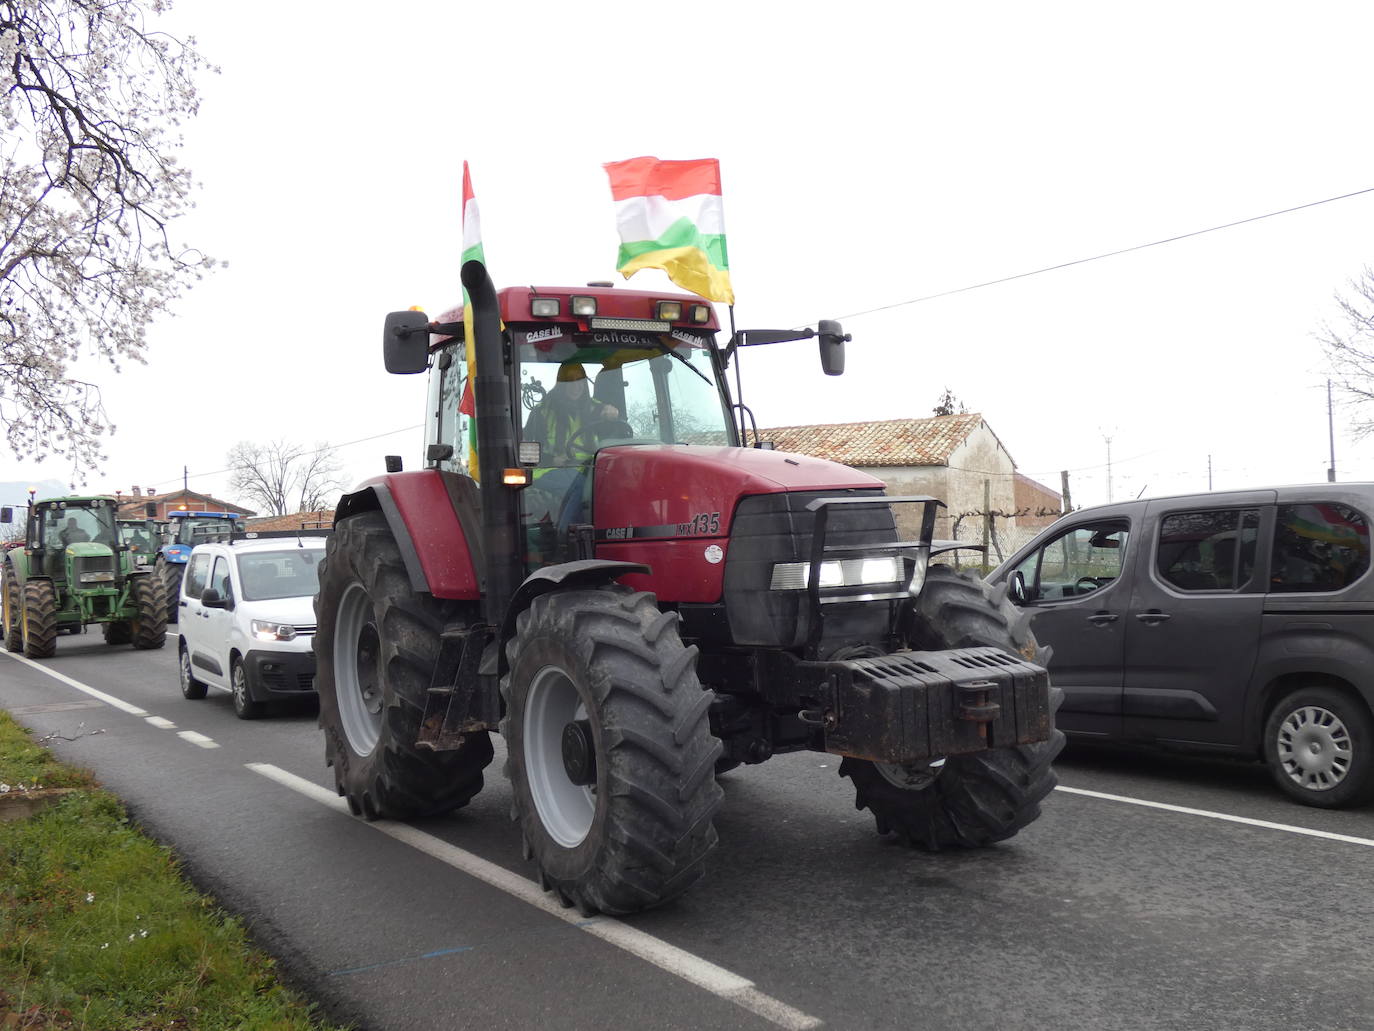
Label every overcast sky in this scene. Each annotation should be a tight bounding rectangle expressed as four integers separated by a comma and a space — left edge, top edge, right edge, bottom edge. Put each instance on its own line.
8, 1, 1374, 512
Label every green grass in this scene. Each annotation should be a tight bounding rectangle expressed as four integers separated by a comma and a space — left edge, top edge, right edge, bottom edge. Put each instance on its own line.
0, 712, 347, 1030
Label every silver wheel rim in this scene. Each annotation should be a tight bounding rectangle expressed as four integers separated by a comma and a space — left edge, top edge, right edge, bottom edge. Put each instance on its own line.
875, 758, 946, 791
1277, 705, 1352, 792
524, 665, 595, 848
180, 649, 192, 690
334, 583, 382, 756
233, 665, 247, 708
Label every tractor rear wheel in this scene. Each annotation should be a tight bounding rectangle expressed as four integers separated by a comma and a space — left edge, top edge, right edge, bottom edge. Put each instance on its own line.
314, 511, 492, 819
501, 587, 724, 916
840, 563, 1064, 850
130, 576, 167, 649
2, 564, 22, 653
21, 580, 58, 659
157, 559, 183, 624
103, 621, 133, 645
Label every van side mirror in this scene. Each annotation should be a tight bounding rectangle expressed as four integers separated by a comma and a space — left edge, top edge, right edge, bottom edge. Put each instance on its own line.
383, 310, 431, 374
817, 320, 849, 376
1008, 570, 1027, 605
200, 588, 229, 609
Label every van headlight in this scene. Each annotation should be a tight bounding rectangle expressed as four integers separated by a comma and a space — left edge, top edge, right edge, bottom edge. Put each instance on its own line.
769, 557, 903, 591
251, 619, 297, 642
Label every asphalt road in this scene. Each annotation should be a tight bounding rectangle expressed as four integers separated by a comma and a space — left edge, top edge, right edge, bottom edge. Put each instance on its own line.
2, 632, 1372, 1031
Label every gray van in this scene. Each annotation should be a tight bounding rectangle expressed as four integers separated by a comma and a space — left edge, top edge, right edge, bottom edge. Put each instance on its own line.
987, 484, 1374, 808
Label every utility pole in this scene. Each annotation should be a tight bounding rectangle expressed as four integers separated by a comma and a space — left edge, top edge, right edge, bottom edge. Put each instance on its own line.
183, 465, 189, 492
1103, 434, 1114, 503
1208, 454, 1213, 491
1328, 380, 1337, 483
981, 479, 991, 574
1060, 469, 1072, 514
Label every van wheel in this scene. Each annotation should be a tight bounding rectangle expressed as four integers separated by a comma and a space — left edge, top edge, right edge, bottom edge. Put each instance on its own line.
1264, 687, 1374, 808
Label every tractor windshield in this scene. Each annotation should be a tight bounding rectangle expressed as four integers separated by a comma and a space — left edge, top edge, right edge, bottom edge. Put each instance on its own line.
175, 517, 236, 546
41, 502, 117, 549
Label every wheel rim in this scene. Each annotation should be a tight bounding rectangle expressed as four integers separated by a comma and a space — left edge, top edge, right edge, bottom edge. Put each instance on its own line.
1276, 705, 1353, 792
180, 649, 192, 690
233, 665, 247, 708
334, 583, 383, 756
875, 758, 946, 791
524, 665, 596, 848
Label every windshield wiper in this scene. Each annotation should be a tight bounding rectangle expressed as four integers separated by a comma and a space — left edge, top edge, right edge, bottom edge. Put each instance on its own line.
653, 341, 713, 386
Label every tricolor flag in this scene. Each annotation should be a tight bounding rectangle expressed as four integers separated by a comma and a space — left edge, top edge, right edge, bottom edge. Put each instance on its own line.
603, 156, 734, 304
458, 162, 483, 480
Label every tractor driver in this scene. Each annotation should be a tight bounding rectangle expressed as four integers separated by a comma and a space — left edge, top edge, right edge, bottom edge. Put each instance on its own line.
58, 517, 91, 547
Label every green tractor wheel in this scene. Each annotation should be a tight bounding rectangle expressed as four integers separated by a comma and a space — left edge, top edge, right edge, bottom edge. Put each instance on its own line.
130, 576, 167, 649
21, 580, 58, 659
103, 621, 133, 646
2, 564, 22, 653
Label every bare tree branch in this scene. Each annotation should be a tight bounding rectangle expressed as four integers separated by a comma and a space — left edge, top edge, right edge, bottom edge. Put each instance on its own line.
228, 440, 346, 517
1320, 266, 1374, 437
0, 1, 216, 478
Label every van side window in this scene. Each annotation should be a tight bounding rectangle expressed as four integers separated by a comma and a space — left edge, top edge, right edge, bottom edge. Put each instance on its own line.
1157, 509, 1259, 591
1270, 503, 1370, 593
1015, 521, 1129, 601
185, 553, 211, 599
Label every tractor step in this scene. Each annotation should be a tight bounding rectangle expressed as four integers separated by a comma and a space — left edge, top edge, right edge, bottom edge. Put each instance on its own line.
417, 623, 499, 750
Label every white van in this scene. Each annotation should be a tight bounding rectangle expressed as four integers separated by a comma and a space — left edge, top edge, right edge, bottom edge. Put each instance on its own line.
176, 536, 326, 718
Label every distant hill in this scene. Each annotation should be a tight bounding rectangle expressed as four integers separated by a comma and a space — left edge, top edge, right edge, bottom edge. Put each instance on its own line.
0, 479, 72, 511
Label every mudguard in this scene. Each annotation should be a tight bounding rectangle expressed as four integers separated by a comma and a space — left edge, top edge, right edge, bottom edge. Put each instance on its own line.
333, 470, 482, 600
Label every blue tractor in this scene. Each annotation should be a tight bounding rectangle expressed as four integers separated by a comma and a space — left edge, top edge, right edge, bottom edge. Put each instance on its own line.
154, 511, 242, 622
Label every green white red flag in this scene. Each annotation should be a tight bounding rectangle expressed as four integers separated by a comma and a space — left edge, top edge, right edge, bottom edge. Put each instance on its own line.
458, 161, 483, 480
603, 156, 734, 304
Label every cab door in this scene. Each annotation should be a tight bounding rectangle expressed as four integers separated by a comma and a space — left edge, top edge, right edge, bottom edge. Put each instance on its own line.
197, 555, 235, 687
181, 552, 223, 687
1122, 494, 1273, 747
1004, 515, 1136, 738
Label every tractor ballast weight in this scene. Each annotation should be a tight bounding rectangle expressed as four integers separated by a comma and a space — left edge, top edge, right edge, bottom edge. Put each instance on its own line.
314, 257, 1062, 917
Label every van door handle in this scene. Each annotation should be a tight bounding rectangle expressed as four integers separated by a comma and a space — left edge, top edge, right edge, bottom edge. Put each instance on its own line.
1135, 610, 1172, 625
1086, 612, 1119, 626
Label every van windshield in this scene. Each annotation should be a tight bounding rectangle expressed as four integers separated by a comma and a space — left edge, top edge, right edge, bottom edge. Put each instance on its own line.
237, 549, 323, 601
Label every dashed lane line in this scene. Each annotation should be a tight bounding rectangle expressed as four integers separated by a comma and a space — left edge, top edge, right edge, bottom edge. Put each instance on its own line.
1055, 785, 1374, 847
146, 716, 177, 729
177, 730, 219, 749
247, 762, 823, 1031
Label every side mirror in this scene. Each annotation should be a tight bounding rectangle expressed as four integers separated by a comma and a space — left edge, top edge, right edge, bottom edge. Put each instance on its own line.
144, 502, 157, 518
385, 455, 404, 473
383, 310, 431, 374
200, 588, 229, 609
817, 319, 849, 376
0, 507, 10, 524
1008, 569, 1028, 605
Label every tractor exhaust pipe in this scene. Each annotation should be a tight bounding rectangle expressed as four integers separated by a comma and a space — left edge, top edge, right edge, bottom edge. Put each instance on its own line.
461, 259, 522, 625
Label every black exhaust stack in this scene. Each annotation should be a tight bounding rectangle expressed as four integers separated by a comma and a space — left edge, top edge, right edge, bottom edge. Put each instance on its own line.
461, 259, 522, 625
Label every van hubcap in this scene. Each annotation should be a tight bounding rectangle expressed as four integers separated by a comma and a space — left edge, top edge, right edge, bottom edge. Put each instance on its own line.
1276, 705, 1352, 791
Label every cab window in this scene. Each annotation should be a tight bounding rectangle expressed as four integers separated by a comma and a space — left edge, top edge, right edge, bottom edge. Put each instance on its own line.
1270, 502, 1370, 593
1014, 521, 1129, 601
210, 556, 231, 600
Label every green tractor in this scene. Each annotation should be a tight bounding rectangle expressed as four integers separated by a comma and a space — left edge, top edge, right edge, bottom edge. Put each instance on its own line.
1, 496, 167, 658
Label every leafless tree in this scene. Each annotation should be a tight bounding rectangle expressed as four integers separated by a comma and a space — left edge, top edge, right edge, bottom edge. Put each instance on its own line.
1319, 266, 1374, 436
932, 388, 969, 417
0, 1, 216, 474
227, 441, 346, 517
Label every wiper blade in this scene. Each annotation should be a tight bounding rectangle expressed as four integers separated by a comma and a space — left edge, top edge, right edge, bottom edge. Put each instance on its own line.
654, 341, 712, 386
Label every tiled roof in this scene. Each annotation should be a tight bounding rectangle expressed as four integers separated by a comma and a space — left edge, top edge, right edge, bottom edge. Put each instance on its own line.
757, 414, 989, 468
245, 510, 334, 532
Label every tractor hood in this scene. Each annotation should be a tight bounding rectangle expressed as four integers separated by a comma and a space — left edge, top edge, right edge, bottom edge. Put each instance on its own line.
66, 541, 115, 559
592, 445, 884, 538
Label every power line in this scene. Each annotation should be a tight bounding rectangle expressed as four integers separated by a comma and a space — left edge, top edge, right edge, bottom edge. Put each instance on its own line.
827, 186, 1374, 323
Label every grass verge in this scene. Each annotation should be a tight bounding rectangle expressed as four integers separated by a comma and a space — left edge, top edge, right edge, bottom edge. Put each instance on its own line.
0, 710, 346, 1030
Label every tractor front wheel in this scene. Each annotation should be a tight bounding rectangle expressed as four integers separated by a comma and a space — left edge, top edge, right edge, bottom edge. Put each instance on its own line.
130, 576, 167, 649
103, 621, 133, 646
314, 511, 492, 819
21, 580, 58, 659
501, 587, 723, 916
157, 559, 183, 624
840, 564, 1064, 849
2, 564, 22, 653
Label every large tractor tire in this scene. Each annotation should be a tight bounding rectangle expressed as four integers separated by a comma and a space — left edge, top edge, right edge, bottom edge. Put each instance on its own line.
157, 559, 183, 624
103, 620, 133, 645
501, 587, 724, 916
840, 563, 1064, 850
21, 580, 58, 659
314, 511, 493, 819
2, 563, 22, 653
130, 576, 167, 650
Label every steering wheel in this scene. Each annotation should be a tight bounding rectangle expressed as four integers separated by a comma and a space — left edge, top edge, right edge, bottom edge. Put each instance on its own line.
1074, 576, 1101, 593
564, 419, 635, 459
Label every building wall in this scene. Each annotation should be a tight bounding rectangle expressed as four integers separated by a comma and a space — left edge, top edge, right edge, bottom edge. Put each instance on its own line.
855, 465, 952, 539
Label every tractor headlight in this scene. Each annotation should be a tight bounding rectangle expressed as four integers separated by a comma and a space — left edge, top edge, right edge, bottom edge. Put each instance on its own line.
79, 571, 115, 584
768, 557, 902, 591
251, 619, 297, 642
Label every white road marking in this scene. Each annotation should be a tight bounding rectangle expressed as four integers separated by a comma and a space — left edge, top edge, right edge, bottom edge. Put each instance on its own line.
145, 716, 177, 729
247, 762, 822, 1030
1055, 785, 1374, 847
177, 730, 219, 749
0, 650, 148, 716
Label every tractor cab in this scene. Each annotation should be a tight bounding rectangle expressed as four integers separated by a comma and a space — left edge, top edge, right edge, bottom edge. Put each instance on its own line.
168, 511, 240, 549
117, 518, 160, 567
28, 497, 120, 582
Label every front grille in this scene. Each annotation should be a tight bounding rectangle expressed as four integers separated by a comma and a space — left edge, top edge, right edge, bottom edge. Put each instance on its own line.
259, 669, 316, 692
73, 555, 116, 581
293, 624, 316, 636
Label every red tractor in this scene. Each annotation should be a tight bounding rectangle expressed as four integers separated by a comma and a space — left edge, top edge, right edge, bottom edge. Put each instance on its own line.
314, 260, 1062, 915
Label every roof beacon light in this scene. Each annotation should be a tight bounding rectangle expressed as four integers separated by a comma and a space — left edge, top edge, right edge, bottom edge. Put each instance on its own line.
690, 304, 710, 324
570, 296, 598, 317
531, 297, 561, 318
656, 300, 683, 321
